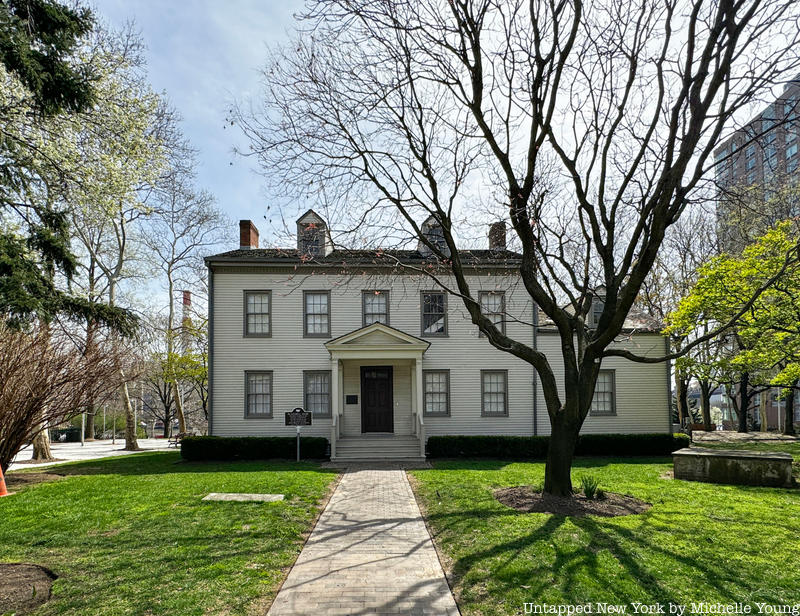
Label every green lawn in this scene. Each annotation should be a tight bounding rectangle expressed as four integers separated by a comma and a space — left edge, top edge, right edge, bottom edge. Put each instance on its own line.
410, 459, 800, 616
1, 452, 338, 616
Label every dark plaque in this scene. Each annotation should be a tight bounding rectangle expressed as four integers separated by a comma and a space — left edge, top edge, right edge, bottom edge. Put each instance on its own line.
285, 407, 312, 426
346, 395, 358, 405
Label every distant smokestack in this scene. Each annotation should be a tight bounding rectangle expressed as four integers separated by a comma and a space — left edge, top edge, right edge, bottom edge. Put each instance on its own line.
239, 220, 259, 249
488, 222, 506, 251
181, 291, 191, 352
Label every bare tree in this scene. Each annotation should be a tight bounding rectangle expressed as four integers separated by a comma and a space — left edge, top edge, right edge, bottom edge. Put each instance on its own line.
142, 160, 227, 434
636, 206, 720, 429
0, 325, 124, 472
235, 0, 800, 495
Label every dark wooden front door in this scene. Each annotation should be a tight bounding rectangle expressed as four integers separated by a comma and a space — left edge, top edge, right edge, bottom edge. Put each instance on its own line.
361, 366, 393, 432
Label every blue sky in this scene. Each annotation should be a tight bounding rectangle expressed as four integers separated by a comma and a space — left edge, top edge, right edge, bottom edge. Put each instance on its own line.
97, 1, 304, 245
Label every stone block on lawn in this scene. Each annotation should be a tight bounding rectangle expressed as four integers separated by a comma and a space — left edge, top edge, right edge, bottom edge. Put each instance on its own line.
673, 447, 793, 488
202, 493, 285, 502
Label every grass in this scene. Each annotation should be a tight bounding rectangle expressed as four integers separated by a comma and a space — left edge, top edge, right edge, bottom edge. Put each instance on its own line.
410, 458, 800, 616
0, 452, 338, 616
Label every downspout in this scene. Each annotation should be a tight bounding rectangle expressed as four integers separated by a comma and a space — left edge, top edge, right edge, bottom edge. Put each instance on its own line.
665, 335, 672, 434
208, 264, 214, 436
532, 302, 538, 436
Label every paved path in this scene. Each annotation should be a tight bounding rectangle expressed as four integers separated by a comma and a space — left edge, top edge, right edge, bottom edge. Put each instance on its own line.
268, 468, 459, 616
9, 438, 173, 472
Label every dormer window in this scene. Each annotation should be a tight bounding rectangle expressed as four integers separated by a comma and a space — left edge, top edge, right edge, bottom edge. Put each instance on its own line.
299, 223, 323, 256
418, 216, 449, 257
296, 209, 332, 257
590, 288, 606, 328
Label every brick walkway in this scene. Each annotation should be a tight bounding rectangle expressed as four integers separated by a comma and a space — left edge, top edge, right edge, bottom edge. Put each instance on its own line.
268, 468, 459, 616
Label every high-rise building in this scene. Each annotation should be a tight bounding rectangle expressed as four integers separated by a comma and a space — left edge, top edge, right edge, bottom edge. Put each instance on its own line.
715, 79, 800, 251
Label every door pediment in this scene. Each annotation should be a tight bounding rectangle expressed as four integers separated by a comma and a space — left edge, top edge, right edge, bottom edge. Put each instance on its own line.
325, 323, 430, 356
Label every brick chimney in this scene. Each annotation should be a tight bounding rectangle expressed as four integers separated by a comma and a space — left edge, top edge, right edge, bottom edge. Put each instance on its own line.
239, 220, 259, 250
488, 222, 506, 251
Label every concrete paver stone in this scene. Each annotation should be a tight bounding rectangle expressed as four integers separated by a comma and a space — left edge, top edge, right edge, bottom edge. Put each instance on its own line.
268, 468, 459, 616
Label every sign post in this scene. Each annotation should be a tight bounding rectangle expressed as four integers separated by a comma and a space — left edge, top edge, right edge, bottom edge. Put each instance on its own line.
285, 407, 312, 462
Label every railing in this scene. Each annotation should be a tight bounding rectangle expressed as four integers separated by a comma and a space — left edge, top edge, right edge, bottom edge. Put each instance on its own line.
330, 413, 338, 459
415, 412, 426, 458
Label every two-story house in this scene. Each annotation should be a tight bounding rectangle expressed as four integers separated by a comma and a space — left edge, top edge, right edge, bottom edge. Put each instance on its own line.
205, 210, 671, 461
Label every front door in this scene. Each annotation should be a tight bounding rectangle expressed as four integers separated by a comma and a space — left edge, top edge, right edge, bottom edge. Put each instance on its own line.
361, 366, 393, 432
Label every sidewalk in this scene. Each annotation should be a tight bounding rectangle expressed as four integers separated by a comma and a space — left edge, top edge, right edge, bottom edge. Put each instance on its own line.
268, 467, 459, 616
9, 438, 174, 472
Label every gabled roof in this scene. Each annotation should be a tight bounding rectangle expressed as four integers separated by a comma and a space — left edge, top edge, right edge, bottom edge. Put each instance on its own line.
205, 247, 522, 267
297, 209, 326, 225
325, 322, 430, 352
536, 307, 663, 334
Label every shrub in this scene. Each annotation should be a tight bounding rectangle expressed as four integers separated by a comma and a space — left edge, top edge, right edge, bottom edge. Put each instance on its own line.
180, 436, 329, 461
579, 475, 601, 499
426, 432, 689, 459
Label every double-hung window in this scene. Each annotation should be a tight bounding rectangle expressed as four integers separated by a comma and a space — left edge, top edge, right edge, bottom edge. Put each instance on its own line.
304, 371, 332, 417
304, 291, 330, 337
590, 370, 616, 416
245, 371, 272, 417
362, 290, 389, 326
479, 291, 505, 334
421, 291, 447, 336
244, 291, 271, 336
423, 370, 450, 416
481, 370, 508, 416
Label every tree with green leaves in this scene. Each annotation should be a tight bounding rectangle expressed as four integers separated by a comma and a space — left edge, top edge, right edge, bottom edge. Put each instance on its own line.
0, 0, 133, 328
667, 221, 800, 433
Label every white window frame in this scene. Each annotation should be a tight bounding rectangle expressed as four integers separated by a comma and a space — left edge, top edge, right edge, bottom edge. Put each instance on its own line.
590, 369, 616, 416
423, 370, 450, 417
362, 290, 389, 326
481, 370, 508, 417
243, 290, 271, 337
244, 371, 273, 418
304, 371, 332, 417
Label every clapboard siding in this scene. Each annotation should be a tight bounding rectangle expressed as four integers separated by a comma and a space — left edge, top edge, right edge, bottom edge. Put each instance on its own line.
534, 333, 671, 435
210, 265, 670, 438
210, 268, 537, 437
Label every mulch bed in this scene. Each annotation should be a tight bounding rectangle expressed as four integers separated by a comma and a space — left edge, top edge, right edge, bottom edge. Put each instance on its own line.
11, 458, 66, 465
0, 564, 57, 613
5, 472, 65, 489
494, 486, 651, 517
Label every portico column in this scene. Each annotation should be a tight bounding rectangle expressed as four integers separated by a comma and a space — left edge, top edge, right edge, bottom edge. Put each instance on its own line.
411, 360, 417, 435
331, 355, 340, 427
415, 356, 424, 421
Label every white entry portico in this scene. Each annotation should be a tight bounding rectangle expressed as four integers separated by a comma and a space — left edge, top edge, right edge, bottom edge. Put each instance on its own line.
325, 323, 430, 460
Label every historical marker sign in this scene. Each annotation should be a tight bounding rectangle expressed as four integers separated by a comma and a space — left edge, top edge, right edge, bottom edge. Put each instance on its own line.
285, 407, 312, 426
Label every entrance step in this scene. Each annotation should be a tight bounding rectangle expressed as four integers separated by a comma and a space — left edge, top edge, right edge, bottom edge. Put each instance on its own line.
333, 435, 424, 461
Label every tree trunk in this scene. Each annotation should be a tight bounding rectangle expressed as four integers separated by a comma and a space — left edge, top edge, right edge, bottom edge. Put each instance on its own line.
675, 370, 689, 426
84, 317, 97, 440
758, 390, 768, 432
699, 380, 712, 431
84, 409, 95, 440
544, 417, 579, 496
738, 373, 749, 433
172, 381, 186, 434
31, 427, 53, 461
166, 274, 187, 435
784, 388, 796, 436
121, 381, 139, 450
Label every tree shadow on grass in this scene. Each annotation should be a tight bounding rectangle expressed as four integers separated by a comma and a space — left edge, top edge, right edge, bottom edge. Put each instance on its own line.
38, 451, 336, 478
426, 457, 673, 472
422, 489, 795, 609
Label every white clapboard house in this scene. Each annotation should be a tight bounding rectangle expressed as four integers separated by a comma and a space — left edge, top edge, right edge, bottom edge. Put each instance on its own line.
205, 211, 670, 461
